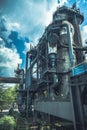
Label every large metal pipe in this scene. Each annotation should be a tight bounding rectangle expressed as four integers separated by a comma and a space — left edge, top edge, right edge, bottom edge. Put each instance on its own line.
62, 20, 75, 66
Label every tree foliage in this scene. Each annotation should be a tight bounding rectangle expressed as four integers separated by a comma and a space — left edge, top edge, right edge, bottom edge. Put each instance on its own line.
0, 115, 16, 130
0, 85, 19, 112
0, 88, 5, 112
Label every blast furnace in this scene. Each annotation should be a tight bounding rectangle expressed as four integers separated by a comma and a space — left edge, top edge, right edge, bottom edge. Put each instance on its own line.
0, 4, 87, 130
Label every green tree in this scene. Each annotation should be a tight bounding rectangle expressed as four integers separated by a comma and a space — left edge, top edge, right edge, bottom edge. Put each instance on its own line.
3, 87, 16, 105
0, 85, 19, 112
0, 88, 6, 112
0, 115, 16, 130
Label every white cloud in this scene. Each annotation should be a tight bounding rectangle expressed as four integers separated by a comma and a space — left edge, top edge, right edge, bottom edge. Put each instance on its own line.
83, 0, 87, 3
81, 25, 87, 59
0, 39, 22, 77
81, 25, 87, 45
57, 0, 68, 7
2, 0, 58, 41
23, 42, 31, 54
0, 37, 5, 47
6, 22, 20, 31
23, 41, 36, 54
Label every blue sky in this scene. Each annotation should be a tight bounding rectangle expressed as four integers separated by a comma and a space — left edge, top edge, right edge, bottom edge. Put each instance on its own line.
0, 0, 87, 77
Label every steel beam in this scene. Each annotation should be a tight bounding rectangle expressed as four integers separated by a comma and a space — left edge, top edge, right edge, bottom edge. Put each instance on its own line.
0, 77, 21, 83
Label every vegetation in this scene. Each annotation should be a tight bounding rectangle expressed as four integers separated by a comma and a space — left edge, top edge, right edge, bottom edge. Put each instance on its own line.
0, 115, 16, 130
0, 85, 18, 112
0, 88, 5, 112
0, 85, 31, 130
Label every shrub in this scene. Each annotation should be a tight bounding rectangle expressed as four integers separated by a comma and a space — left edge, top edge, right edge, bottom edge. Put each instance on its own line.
0, 115, 16, 130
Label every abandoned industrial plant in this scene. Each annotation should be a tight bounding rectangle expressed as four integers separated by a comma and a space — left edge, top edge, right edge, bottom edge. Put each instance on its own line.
0, 3, 87, 130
